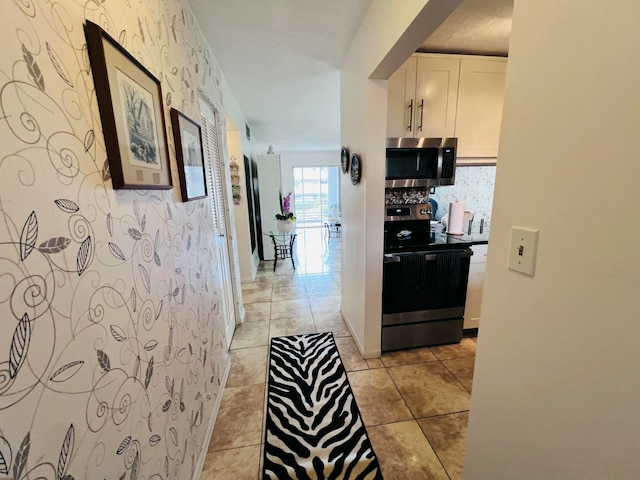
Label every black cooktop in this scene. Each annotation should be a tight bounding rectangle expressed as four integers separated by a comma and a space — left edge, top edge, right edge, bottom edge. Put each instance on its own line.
384, 222, 489, 254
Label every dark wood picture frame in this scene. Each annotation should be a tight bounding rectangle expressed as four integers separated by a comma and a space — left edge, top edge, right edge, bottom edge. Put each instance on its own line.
85, 20, 172, 190
170, 108, 207, 201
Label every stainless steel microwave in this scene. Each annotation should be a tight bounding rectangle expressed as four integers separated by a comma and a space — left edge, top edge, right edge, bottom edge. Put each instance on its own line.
385, 137, 457, 187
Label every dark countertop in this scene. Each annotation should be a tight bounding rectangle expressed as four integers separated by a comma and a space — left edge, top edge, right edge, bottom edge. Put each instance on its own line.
431, 222, 489, 247
383, 220, 489, 254
421, 222, 489, 251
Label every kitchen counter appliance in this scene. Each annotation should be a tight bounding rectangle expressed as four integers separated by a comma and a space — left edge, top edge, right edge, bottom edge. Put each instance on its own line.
386, 137, 457, 188
382, 203, 472, 351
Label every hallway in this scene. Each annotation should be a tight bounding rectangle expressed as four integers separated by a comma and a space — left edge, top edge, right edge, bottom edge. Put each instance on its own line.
200, 227, 476, 479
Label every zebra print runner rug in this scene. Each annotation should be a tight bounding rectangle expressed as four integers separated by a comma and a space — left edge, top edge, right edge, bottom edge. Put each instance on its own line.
263, 332, 383, 479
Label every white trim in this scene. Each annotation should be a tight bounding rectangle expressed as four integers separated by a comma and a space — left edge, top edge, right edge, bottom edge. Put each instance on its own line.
191, 356, 232, 480
340, 308, 381, 359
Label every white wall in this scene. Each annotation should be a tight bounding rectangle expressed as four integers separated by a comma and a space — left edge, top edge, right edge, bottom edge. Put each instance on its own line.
340, 0, 462, 356
221, 78, 259, 282
464, 1, 640, 478
227, 129, 257, 281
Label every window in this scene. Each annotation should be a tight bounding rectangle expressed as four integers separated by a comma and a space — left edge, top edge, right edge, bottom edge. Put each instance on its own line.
293, 167, 340, 227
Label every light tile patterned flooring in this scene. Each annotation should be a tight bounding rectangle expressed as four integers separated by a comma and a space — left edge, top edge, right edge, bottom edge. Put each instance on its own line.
200, 228, 477, 479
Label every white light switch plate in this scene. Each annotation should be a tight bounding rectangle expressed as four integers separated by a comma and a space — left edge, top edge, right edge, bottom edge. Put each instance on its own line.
508, 227, 539, 276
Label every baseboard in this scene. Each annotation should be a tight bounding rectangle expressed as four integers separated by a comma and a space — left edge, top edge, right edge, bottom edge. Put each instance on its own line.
340, 308, 381, 359
191, 356, 231, 480
463, 327, 479, 337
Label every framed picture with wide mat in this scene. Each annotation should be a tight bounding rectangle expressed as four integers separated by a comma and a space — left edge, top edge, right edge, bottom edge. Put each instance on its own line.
85, 20, 172, 190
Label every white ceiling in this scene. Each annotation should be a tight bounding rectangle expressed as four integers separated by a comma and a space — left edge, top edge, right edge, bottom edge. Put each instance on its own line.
188, 0, 512, 154
419, 0, 513, 56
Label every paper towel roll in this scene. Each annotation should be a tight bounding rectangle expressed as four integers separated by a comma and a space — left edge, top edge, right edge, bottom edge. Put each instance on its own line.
448, 201, 465, 235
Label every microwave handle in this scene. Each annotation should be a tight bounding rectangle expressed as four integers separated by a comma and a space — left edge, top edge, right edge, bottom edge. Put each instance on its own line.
418, 99, 424, 132
407, 99, 414, 133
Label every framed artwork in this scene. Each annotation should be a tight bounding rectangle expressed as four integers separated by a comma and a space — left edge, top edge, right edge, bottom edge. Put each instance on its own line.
85, 20, 172, 189
170, 109, 207, 201
341, 146, 349, 174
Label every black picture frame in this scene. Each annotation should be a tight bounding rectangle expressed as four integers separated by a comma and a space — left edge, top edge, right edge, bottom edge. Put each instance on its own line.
85, 20, 172, 190
350, 153, 361, 185
170, 109, 207, 201
341, 146, 349, 174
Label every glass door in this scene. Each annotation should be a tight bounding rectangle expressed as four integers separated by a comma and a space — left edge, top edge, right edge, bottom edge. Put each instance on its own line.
293, 166, 340, 228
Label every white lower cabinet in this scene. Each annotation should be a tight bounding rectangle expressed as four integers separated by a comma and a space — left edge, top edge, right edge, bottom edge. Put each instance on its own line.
464, 244, 488, 329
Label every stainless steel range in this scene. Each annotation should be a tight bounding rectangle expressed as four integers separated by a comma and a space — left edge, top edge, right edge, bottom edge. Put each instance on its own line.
382, 204, 471, 351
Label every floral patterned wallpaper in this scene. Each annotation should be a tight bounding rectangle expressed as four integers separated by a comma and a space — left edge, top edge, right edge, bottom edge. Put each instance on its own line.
0, 1, 233, 479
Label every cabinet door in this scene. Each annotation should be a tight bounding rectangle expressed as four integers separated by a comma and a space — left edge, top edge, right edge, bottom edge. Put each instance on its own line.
386, 57, 417, 138
464, 244, 488, 329
455, 58, 507, 157
414, 56, 460, 138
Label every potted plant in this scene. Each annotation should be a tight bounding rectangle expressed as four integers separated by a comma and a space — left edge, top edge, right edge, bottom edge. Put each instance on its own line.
275, 192, 296, 233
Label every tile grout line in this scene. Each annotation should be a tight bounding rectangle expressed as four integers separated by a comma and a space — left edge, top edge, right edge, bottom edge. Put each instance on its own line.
439, 357, 474, 396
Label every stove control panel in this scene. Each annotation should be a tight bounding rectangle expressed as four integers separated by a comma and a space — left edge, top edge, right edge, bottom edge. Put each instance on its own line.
385, 204, 431, 222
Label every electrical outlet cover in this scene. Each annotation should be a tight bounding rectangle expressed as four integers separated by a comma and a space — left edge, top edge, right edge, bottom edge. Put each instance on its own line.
508, 227, 539, 276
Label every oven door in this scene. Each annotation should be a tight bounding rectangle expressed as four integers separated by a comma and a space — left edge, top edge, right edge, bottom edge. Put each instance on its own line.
382, 248, 471, 325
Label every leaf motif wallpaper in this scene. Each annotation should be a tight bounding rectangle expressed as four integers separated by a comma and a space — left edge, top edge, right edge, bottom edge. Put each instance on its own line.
0, 1, 234, 479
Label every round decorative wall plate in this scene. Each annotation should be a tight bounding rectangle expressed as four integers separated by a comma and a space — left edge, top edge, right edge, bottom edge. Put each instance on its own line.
341, 147, 349, 174
350, 154, 361, 185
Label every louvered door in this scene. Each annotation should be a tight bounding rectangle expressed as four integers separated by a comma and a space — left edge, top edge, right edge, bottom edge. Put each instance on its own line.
200, 107, 236, 347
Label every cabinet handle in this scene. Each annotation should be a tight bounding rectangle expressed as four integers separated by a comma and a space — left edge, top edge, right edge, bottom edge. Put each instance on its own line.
418, 99, 424, 132
407, 99, 413, 132
384, 249, 472, 263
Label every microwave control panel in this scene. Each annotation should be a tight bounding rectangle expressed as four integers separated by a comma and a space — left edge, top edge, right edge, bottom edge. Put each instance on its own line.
441, 147, 455, 178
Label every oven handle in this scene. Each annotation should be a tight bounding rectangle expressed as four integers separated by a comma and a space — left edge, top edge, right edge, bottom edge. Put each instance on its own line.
384, 249, 472, 263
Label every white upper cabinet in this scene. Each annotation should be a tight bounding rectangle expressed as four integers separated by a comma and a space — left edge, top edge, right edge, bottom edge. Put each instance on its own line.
455, 57, 507, 158
387, 57, 417, 138
414, 56, 460, 138
387, 54, 460, 138
387, 54, 507, 158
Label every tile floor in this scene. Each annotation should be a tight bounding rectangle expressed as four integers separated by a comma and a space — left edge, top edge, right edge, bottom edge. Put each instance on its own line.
200, 228, 477, 480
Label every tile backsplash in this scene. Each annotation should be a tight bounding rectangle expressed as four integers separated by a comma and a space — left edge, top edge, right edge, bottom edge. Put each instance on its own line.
385, 188, 429, 205
431, 166, 496, 222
